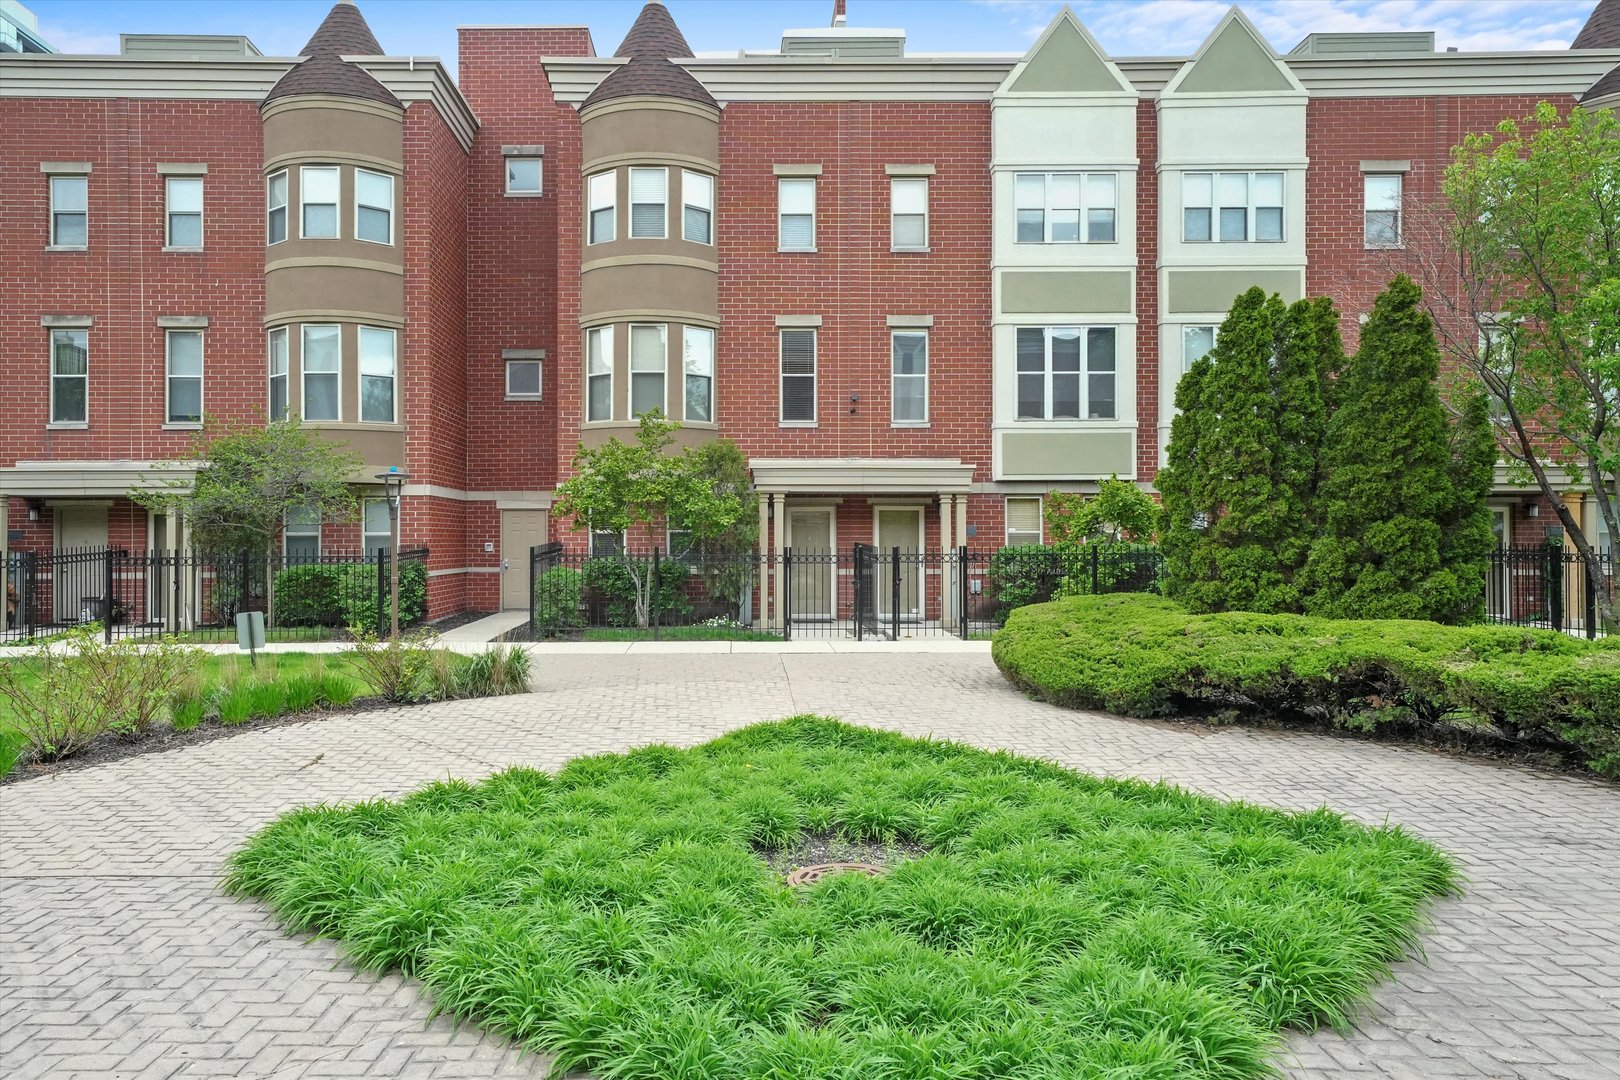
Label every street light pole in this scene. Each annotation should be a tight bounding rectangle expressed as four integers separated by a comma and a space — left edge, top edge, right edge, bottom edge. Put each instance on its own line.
375, 467, 411, 642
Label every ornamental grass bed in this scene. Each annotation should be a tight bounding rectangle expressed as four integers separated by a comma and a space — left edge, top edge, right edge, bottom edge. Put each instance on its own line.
227, 716, 1454, 1079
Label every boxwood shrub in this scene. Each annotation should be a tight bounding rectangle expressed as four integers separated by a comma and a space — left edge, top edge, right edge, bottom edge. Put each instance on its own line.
993, 594, 1620, 779
272, 560, 427, 630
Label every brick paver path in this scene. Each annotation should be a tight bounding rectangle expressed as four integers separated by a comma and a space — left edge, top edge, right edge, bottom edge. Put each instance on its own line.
2, 653, 1617, 1078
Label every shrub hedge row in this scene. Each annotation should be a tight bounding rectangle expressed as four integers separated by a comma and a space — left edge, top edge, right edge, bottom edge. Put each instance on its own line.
993, 594, 1620, 779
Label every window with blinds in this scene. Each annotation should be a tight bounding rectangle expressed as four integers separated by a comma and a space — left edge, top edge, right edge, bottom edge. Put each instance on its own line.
779, 328, 816, 423
586, 325, 613, 421
891, 178, 927, 250
630, 323, 667, 416
588, 171, 615, 244
1006, 497, 1042, 546
629, 168, 667, 239
682, 170, 713, 245
778, 178, 815, 251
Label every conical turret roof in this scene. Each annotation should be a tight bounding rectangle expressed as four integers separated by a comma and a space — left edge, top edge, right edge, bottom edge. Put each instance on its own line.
265, 1, 399, 108
1575, 0, 1620, 102
583, 1, 715, 111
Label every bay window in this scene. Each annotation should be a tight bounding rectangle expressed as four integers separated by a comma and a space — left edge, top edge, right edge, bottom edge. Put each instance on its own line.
355, 169, 393, 245
682, 170, 713, 244
268, 326, 289, 420
359, 326, 396, 423
1016, 326, 1116, 421
300, 324, 340, 421
267, 170, 288, 245
683, 325, 714, 422
586, 325, 613, 421
629, 323, 666, 416
1183, 171, 1284, 243
588, 171, 616, 244
300, 165, 339, 239
1015, 171, 1116, 244
629, 167, 666, 239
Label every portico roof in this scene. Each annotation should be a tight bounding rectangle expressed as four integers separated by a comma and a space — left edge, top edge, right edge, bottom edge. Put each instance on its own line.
748, 458, 975, 495
0, 460, 199, 498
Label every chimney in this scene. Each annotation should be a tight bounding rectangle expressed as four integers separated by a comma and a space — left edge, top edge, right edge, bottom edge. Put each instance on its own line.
832, 0, 846, 28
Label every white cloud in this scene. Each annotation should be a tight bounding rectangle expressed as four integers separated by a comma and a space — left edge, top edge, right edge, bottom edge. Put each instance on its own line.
35, 21, 120, 54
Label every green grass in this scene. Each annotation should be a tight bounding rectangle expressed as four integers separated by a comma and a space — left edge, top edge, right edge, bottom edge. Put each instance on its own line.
579, 625, 783, 642
227, 716, 1455, 1078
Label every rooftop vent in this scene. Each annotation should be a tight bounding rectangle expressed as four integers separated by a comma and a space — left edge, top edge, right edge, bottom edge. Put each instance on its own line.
781, 26, 905, 58
1289, 31, 1435, 57
120, 34, 262, 58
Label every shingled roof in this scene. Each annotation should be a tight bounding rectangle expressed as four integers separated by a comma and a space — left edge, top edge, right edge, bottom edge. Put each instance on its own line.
1574, 0, 1620, 102
265, 0, 399, 109
582, 1, 716, 111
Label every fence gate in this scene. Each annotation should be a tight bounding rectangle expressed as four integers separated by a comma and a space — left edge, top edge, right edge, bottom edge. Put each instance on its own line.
852, 543, 882, 640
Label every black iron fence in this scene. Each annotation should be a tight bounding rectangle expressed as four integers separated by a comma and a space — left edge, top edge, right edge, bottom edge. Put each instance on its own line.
1, 546, 429, 642
527, 542, 1167, 641
1486, 545, 1613, 638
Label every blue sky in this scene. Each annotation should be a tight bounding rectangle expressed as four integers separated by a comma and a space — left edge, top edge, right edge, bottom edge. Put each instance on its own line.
25, 0, 1600, 74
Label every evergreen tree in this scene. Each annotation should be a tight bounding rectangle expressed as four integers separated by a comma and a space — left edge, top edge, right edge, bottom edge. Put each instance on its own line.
1159, 288, 1341, 613
1434, 391, 1497, 624
1304, 275, 1478, 621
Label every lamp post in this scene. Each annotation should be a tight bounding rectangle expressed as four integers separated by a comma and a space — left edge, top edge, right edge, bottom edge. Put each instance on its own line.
375, 467, 411, 641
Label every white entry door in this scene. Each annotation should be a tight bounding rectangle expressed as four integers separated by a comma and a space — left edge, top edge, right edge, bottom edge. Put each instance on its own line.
787, 508, 834, 619
53, 503, 108, 622
874, 506, 922, 619
1488, 506, 1511, 619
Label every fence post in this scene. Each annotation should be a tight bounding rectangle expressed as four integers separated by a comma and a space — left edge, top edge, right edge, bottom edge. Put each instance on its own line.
891, 546, 901, 642
25, 552, 36, 637
104, 549, 116, 643
783, 547, 792, 642
1090, 544, 1101, 595
652, 549, 661, 642
172, 550, 182, 635
959, 545, 970, 639
1586, 559, 1598, 640
1547, 547, 1565, 633
854, 547, 863, 642
528, 544, 538, 638
376, 548, 388, 639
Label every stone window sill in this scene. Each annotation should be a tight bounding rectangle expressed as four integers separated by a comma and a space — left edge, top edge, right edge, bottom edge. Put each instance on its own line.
46, 422, 89, 430
779, 421, 818, 428
162, 422, 203, 431
161, 246, 204, 254
45, 245, 88, 253
891, 422, 931, 429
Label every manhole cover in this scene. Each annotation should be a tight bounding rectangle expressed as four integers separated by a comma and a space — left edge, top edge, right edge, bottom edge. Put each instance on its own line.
785, 862, 887, 887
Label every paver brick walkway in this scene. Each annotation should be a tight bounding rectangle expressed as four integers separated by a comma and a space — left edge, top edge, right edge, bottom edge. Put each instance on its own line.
2, 652, 1617, 1078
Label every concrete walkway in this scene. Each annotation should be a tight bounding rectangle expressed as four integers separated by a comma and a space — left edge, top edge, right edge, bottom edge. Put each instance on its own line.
1, 653, 1616, 1079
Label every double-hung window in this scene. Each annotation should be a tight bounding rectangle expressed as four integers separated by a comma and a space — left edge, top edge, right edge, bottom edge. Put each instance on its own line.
891, 330, 928, 424
586, 325, 613, 421
50, 329, 88, 425
363, 499, 392, 556
165, 178, 203, 248
165, 330, 203, 424
779, 328, 816, 423
355, 169, 393, 245
49, 175, 87, 247
1016, 326, 1116, 420
267, 170, 288, 245
358, 326, 396, 423
683, 326, 714, 422
682, 171, 713, 244
268, 326, 289, 420
300, 324, 340, 421
1182, 325, 1216, 374
1005, 497, 1043, 547
284, 506, 321, 559
778, 178, 815, 251
506, 359, 542, 400
1183, 171, 1283, 243
1364, 173, 1402, 248
629, 168, 666, 239
300, 165, 339, 239
505, 157, 542, 195
891, 178, 928, 250
589, 524, 624, 557
588, 172, 615, 244
1015, 172, 1116, 243
629, 323, 666, 417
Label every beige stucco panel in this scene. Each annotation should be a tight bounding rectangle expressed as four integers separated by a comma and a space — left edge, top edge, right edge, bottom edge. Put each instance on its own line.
1001, 430, 1134, 478
581, 263, 717, 323
263, 100, 403, 168
1166, 269, 1301, 313
311, 426, 406, 474
1001, 270, 1133, 314
581, 102, 719, 168
266, 265, 404, 321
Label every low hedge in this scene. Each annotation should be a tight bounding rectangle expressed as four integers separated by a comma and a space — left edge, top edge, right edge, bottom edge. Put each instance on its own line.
993, 593, 1620, 779
272, 561, 427, 630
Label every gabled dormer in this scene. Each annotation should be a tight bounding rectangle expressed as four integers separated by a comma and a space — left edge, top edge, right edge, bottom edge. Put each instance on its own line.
999, 8, 1135, 97
1161, 6, 1306, 98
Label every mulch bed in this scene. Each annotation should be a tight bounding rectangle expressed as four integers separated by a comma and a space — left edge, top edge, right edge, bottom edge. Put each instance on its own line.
755, 831, 929, 880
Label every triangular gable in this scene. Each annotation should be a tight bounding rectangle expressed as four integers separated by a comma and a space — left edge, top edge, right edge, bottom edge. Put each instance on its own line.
1001, 7, 1133, 95
1162, 7, 1305, 96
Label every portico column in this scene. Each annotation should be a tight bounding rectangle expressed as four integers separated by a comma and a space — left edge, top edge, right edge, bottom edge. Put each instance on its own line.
757, 493, 770, 627
772, 494, 786, 629
939, 494, 954, 624
955, 493, 968, 555
164, 511, 181, 633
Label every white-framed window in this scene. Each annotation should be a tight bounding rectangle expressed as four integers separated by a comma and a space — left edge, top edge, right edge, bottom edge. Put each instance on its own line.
891, 330, 928, 424
780, 328, 817, 423
1016, 326, 1116, 420
165, 329, 203, 425
1005, 497, 1042, 546
1014, 172, 1116, 244
1183, 171, 1283, 243
1182, 325, 1216, 374
300, 165, 340, 239
588, 171, 615, 244
355, 169, 393, 245
49, 329, 88, 425
358, 325, 396, 423
1364, 173, 1402, 248
683, 325, 714, 422
586, 325, 613, 421
589, 524, 625, 557
363, 498, 392, 556
629, 167, 667, 239
666, 527, 697, 562
506, 359, 542, 400
682, 170, 713, 245
283, 506, 321, 559
629, 323, 667, 417
778, 178, 815, 251
300, 323, 341, 421
267, 170, 288, 245
49, 175, 87, 247
1479, 316, 1517, 422
506, 157, 542, 195
891, 178, 928, 250
165, 177, 203, 248
268, 326, 289, 420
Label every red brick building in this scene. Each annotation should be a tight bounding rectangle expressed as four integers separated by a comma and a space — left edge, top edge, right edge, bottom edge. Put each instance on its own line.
3, 0, 1618, 629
